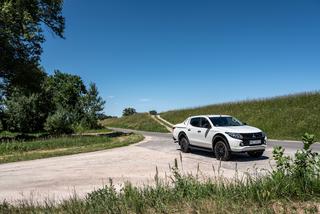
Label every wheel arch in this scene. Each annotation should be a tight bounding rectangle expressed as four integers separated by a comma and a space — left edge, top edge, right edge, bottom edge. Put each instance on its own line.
212, 133, 231, 151
178, 131, 188, 142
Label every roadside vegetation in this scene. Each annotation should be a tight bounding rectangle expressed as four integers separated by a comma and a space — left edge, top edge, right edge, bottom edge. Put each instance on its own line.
161, 92, 320, 141
1, 133, 319, 213
0, 131, 48, 140
75, 128, 112, 134
0, 133, 143, 164
102, 113, 169, 133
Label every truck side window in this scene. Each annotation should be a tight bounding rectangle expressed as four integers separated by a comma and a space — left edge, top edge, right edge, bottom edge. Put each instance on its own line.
201, 118, 212, 129
190, 118, 201, 127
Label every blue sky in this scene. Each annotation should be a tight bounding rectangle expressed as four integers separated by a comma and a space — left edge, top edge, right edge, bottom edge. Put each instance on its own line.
41, 0, 320, 116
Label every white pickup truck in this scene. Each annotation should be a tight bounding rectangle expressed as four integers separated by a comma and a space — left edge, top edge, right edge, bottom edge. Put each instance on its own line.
172, 115, 267, 161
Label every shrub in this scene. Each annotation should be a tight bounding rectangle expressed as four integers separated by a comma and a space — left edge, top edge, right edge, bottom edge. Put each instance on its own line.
272, 133, 320, 194
97, 113, 115, 120
44, 107, 75, 134
149, 110, 157, 115
4, 90, 47, 132
123, 108, 137, 116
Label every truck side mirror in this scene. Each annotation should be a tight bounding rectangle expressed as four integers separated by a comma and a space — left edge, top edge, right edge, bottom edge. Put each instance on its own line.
204, 124, 211, 129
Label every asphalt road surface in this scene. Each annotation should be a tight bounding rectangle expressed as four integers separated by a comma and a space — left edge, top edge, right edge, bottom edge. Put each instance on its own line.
0, 128, 319, 204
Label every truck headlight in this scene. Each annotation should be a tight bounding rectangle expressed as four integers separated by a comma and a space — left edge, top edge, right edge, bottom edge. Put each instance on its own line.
262, 132, 267, 140
226, 132, 243, 140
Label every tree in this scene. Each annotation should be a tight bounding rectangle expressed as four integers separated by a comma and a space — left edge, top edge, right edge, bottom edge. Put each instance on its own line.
0, 84, 4, 125
80, 83, 106, 129
0, 0, 65, 95
42, 71, 106, 133
42, 70, 87, 133
1, 69, 106, 134
44, 70, 86, 111
123, 108, 137, 117
0, 91, 4, 130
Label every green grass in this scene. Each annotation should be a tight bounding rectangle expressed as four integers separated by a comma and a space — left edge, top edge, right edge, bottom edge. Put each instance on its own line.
0, 131, 19, 138
1, 159, 319, 213
0, 131, 48, 138
102, 113, 169, 133
161, 92, 320, 141
76, 128, 112, 134
0, 133, 144, 164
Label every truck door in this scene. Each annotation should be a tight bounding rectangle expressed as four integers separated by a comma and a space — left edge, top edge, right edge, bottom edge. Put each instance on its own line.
187, 117, 203, 147
198, 117, 213, 149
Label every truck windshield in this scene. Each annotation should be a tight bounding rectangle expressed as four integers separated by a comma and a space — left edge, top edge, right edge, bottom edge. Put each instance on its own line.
209, 117, 243, 127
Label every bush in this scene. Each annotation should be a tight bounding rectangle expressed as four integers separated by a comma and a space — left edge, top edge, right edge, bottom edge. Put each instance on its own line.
149, 110, 157, 115
44, 107, 75, 134
4, 90, 47, 132
97, 113, 113, 120
123, 108, 137, 116
272, 133, 320, 195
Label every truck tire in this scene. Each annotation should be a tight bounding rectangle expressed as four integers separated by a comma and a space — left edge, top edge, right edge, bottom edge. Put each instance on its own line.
180, 137, 190, 153
214, 140, 231, 161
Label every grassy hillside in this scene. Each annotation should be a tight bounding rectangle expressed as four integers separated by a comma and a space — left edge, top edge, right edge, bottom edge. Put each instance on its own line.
161, 92, 320, 141
101, 113, 169, 133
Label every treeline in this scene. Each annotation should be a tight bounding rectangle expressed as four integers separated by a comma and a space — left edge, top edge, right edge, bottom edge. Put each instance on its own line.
0, 1, 105, 134
0, 70, 105, 134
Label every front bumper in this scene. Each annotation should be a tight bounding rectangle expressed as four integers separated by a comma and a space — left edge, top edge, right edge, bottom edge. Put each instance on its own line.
231, 144, 267, 152
227, 135, 267, 152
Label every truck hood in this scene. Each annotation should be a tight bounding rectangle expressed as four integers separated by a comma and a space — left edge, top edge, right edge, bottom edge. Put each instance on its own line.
215, 125, 262, 133
174, 123, 187, 128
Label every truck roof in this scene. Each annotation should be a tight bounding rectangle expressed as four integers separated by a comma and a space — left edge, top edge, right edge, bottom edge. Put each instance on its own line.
189, 115, 231, 118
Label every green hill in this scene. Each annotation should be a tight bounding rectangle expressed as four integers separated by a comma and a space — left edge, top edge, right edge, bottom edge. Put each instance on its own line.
160, 92, 320, 141
101, 113, 169, 133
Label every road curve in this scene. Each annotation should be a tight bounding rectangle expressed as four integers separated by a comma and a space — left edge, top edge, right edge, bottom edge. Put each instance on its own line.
0, 128, 318, 204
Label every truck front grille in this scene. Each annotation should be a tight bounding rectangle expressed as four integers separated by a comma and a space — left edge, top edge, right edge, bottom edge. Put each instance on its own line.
241, 132, 265, 146
241, 132, 263, 140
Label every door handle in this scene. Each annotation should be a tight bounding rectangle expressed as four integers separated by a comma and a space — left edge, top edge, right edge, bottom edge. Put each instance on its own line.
198, 130, 201, 133
188, 129, 191, 131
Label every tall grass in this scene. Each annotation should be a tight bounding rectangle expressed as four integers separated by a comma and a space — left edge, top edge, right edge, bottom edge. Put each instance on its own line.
161, 92, 320, 141
102, 113, 169, 133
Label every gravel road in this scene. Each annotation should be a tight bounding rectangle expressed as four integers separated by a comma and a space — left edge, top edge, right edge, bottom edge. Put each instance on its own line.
0, 128, 318, 204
